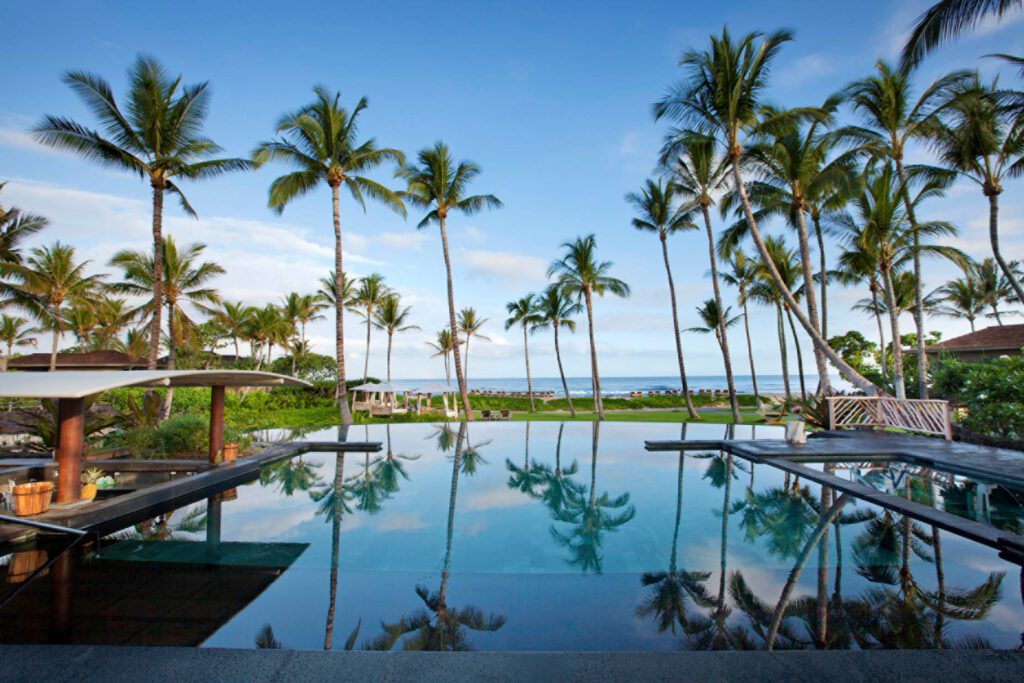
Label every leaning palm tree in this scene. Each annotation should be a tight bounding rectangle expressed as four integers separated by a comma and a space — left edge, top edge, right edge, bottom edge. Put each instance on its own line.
0, 314, 38, 371
0, 182, 48, 267
350, 273, 389, 382
686, 299, 743, 414
399, 142, 502, 419
901, 0, 1024, 68
504, 294, 542, 412
373, 294, 419, 382
549, 235, 630, 420
840, 61, 970, 397
110, 236, 223, 415
457, 307, 490, 387
626, 177, 701, 419
33, 56, 251, 369
930, 75, 1024, 306
5, 243, 105, 370
721, 249, 761, 406
531, 285, 582, 416
253, 87, 406, 426
655, 27, 879, 394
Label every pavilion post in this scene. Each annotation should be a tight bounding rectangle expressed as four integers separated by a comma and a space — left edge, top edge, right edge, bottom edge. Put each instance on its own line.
209, 385, 225, 464
55, 397, 84, 504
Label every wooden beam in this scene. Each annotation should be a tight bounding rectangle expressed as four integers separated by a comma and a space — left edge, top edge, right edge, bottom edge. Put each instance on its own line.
55, 397, 84, 504
209, 385, 225, 464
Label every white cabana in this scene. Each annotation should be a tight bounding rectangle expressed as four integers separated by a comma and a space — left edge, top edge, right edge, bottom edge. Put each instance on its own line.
349, 382, 408, 416
410, 383, 458, 418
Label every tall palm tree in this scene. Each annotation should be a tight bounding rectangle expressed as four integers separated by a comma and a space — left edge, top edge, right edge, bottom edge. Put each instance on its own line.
0, 314, 38, 371
626, 177, 702, 420
456, 307, 490, 386
721, 249, 761, 406
0, 182, 48, 267
841, 62, 970, 397
205, 300, 255, 362
930, 75, 1024, 306
253, 87, 406, 426
504, 294, 542, 412
833, 239, 894, 382
283, 291, 327, 351
350, 273, 389, 382
901, 0, 1024, 68
373, 293, 419, 382
549, 235, 630, 420
531, 285, 581, 416
399, 142, 502, 419
748, 236, 805, 400
687, 299, 743, 411
33, 56, 250, 369
5, 243, 105, 370
655, 27, 879, 394
930, 265, 988, 332
110, 236, 223, 414
426, 329, 457, 386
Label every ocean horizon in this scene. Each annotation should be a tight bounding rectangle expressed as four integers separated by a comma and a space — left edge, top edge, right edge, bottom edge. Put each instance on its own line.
388, 374, 844, 396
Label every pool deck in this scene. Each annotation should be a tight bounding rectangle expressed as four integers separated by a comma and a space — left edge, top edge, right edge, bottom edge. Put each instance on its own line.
0, 440, 381, 545
646, 430, 1024, 559
1, 645, 1022, 682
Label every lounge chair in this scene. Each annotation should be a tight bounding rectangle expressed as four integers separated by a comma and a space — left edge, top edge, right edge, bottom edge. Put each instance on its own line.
480, 409, 493, 420
499, 409, 511, 421
370, 404, 393, 418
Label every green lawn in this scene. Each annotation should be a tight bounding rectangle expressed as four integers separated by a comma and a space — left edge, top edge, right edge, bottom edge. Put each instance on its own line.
507, 408, 766, 423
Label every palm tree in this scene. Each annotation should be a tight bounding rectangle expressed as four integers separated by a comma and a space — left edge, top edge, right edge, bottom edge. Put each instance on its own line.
974, 257, 1023, 323
373, 294, 419, 382
721, 249, 761, 406
457, 307, 490, 386
253, 87, 406, 427
115, 328, 150, 360
930, 75, 1024, 306
281, 292, 327, 372
0, 315, 38, 371
531, 285, 582, 416
748, 236, 804, 400
549, 235, 630, 420
687, 299, 743, 411
90, 297, 133, 349
205, 301, 255, 362
350, 273, 389, 382
426, 329, 457, 386
399, 142, 502, 419
0, 182, 48, 267
5, 243, 105, 370
930, 265, 988, 332
318, 270, 357, 309
626, 177, 701, 420
33, 56, 250, 369
245, 305, 291, 369
834, 240, 893, 382
655, 27, 879, 395
504, 294, 542, 412
841, 62, 970, 397
901, 0, 1024, 68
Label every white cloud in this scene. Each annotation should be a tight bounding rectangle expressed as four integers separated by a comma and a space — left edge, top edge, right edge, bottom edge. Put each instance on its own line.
376, 231, 430, 251
461, 226, 486, 244
775, 53, 836, 88
457, 248, 548, 287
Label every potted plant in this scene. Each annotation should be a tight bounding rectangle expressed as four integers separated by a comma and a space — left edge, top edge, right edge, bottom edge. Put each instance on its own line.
81, 468, 104, 500
222, 428, 243, 462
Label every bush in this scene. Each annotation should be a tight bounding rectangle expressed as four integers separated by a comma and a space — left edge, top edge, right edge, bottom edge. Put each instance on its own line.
155, 415, 209, 457
931, 355, 1024, 441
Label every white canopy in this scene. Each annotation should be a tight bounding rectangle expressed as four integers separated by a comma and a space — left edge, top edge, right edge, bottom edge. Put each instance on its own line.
0, 370, 311, 399
415, 383, 455, 394
350, 382, 401, 393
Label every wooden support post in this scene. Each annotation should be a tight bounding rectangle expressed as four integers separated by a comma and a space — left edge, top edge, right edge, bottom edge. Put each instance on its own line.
209, 385, 225, 465
55, 397, 84, 504
827, 397, 836, 431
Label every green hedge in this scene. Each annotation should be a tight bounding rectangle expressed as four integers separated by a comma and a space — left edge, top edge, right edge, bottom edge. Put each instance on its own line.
932, 355, 1024, 441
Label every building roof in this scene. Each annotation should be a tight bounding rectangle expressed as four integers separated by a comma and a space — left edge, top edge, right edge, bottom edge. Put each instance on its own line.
925, 324, 1024, 353
0, 370, 310, 399
7, 350, 152, 370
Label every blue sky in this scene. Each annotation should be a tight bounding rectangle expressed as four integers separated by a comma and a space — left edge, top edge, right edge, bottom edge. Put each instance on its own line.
2, 0, 1022, 380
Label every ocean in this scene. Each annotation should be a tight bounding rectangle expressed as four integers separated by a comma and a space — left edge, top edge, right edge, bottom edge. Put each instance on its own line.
391, 375, 843, 396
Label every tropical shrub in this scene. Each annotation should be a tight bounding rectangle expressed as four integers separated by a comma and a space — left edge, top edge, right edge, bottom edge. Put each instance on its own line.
931, 355, 1024, 442
154, 415, 209, 457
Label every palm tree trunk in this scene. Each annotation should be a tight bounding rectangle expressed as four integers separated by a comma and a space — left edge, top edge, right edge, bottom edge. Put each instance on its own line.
439, 422, 467, 610
728, 159, 880, 394
148, 183, 164, 370
700, 209, 741, 421
882, 266, 907, 399
741, 299, 760, 406
584, 288, 604, 419
716, 452, 733, 641
776, 303, 791, 400
991, 304, 1003, 325
785, 307, 807, 401
814, 215, 828, 340
332, 185, 354, 427
363, 310, 372, 382
162, 302, 176, 419
795, 209, 831, 396
816, 472, 833, 647
661, 233, 699, 419
670, 448, 685, 575
987, 192, 1024, 306
386, 331, 393, 382
439, 216, 473, 420
49, 315, 60, 372
871, 283, 889, 383
523, 326, 535, 413
553, 324, 575, 417
324, 452, 346, 650
893, 159, 928, 399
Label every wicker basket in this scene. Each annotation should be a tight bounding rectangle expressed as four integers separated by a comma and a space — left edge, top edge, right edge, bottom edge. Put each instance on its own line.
12, 481, 54, 517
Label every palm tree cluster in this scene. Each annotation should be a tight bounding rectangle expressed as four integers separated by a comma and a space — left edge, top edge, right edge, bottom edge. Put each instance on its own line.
649, 25, 1024, 402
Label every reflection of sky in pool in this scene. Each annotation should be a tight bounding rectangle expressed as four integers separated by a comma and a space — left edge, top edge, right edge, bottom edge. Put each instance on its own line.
18, 422, 1024, 651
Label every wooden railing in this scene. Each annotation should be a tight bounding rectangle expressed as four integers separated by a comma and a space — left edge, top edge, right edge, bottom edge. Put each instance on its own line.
826, 396, 953, 440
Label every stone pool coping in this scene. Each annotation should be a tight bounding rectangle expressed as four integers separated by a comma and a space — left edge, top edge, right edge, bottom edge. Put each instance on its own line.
1, 645, 1022, 682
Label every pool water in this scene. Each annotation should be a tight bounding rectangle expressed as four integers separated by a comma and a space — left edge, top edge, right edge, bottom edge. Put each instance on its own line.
1, 422, 1021, 651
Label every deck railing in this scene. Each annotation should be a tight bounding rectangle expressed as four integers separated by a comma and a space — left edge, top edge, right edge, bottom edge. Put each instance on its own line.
826, 396, 952, 440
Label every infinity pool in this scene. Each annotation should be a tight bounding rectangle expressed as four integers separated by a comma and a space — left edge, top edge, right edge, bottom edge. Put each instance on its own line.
1, 422, 1021, 650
